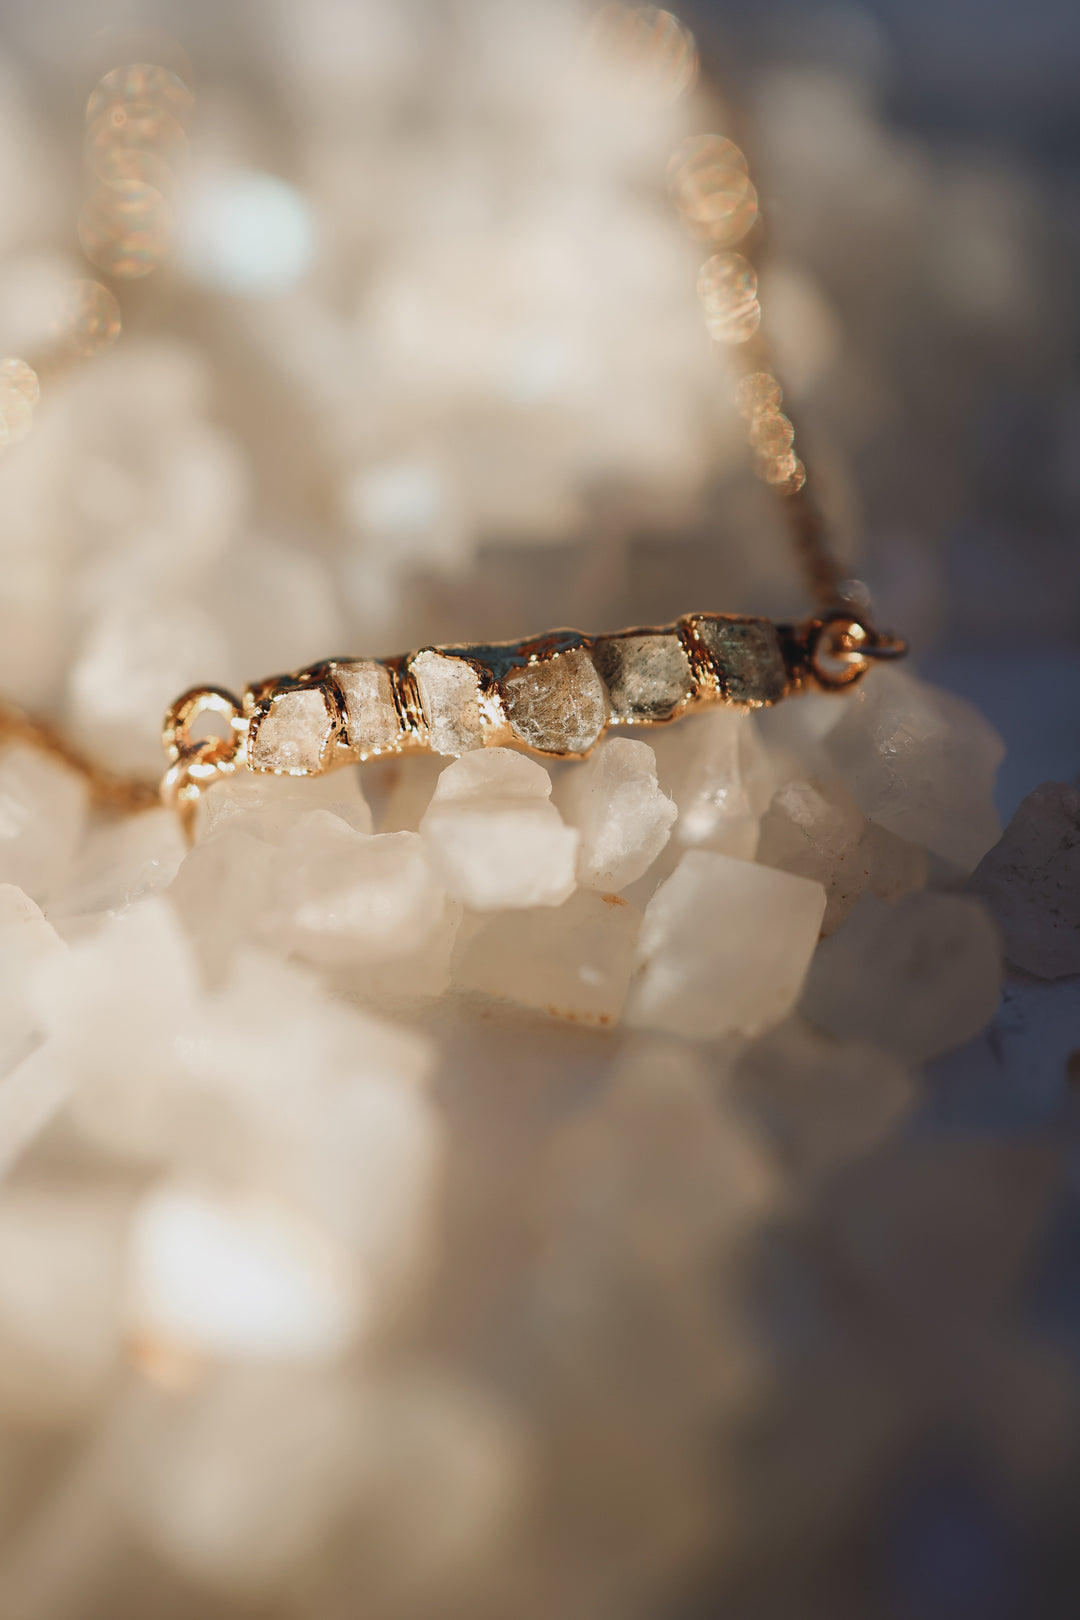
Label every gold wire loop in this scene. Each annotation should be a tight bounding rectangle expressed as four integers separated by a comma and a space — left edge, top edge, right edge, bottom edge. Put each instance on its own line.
808, 613, 907, 691
162, 686, 245, 764
160, 689, 246, 841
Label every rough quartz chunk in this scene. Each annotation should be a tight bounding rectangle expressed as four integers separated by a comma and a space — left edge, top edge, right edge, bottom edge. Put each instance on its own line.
628, 850, 826, 1040
201, 764, 372, 842
0, 745, 89, 905
50, 808, 186, 922
249, 686, 335, 773
969, 781, 1080, 979
801, 891, 1003, 1062
501, 646, 608, 755
334, 659, 403, 756
454, 887, 641, 1025
561, 738, 677, 891
411, 650, 486, 755
651, 708, 774, 859
0, 885, 65, 1076
592, 633, 693, 723
420, 749, 578, 910
691, 616, 787, 705
823, 667, 1004, 872
125, 1179, 362, 1363
755, 777, 927, 934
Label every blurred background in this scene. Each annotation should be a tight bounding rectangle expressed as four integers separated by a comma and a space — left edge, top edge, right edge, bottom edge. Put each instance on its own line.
0, 0, 1077, 1616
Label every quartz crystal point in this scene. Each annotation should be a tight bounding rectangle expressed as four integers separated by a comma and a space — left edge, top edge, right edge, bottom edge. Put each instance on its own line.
629, 851, 826, 1040
561, 738, 677, 891
453, 887, 641, 1025
823, 668, 1004, 872
969, 781, 1080, 979
421, 749, 578, 909
801, 891, 1003, 1062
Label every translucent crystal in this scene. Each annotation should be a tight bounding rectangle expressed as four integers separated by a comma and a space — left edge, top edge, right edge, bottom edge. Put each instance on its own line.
629, 851, 826, 1039
969, 781, 1080, 979
733, 1017, 915, 1183
249, 686, 334, 773
592, 632, 693, 723
454, 887, 641, 1025
801, 892, 1003, 1062
410, 650, 486, 756
0, 745, 89, 905
200, 764, 372, 842
823, 667, 1005, 872
561, 738, 677, 890
50, 808, 186, 922
420, 749, 578, 910
168, 826, 277, 979
501, 646, 608, 755
125, 1179, 363, 1362
651, 708, 774, 859
0, 885, 65, 1076
334, 659, 404, 756
756, 777, 928, 934
268, 812, 456, 974
690, 616, 787, 705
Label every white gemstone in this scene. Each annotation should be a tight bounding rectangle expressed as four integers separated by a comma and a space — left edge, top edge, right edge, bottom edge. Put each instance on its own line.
801, 891, 1003, 1061
969, 781, 1080, 979
454, 887, 641, 1025
335, 659, 403, 755
561, 738, 677, 891
125, 1179, 363, 1362
823, 667, 1004, 872
756, 777, 927, 934
0, 745, 88, 905
629, 850, 826, 1039
168, 825, 277, 979
651, 708, 774, 859
411, 650, 486, 755
421, 748, 578, 910
50, 808, 186, 922
249, 687, 334, 773
200, 762, 372, 842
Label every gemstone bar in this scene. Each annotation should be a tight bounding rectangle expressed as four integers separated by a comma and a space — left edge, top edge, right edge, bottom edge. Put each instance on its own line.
241, 614, 808, 776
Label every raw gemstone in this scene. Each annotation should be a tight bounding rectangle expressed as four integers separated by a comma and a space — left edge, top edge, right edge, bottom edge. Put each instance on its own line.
592, 632, 694, 723
168, 826, 277, 979
420, 748, 578, 910
690, 616, 787, 705
0, 745, 89, 905
755, 777, 927, 934
249, 686, 334, 773
411, 650, 486, 756
561, 738, 677, 891
628, 850, 826, 1040
334, 659, 404, 756
969, 781, 1080, 979
732, 1017, 915, 1183
453, 887, 641, 1025
800, 891, 1003, 1062
823, 667, 1004, 872
651, 708, 774, 859
50, 808, 186, 922
501, 646, 608, 755
269, 812, 453, 971
201, 765, 372, 842
125, 1179, 362, 1362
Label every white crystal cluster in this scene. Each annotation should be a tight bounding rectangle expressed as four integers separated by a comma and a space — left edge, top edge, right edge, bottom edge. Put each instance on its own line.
0, 0, 1068, 1614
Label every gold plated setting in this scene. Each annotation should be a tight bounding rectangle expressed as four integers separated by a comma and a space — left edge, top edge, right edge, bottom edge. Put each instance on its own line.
158, 612, 907, 830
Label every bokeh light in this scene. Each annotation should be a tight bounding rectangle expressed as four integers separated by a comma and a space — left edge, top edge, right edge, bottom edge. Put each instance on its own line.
697, 252, 761, 343
56, 279, 122, 357
736, 370, 782, 419
590, 5, 698, 105
85, 62, 193, 126
78, 179, 172, 278
0, 358, 40, 408
84, 102, 188, 189
667, 134, 758, 245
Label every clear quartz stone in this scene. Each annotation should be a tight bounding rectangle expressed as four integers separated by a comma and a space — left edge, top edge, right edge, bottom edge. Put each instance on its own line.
501, 647, 608, 755
411, 650, 486, 756
592, 633, 693, 723
334, 660, 403, 756
249, 687, 334, 773
629, 850, 826, 1040
561, 737, 677, 891
690, 617, 787, 705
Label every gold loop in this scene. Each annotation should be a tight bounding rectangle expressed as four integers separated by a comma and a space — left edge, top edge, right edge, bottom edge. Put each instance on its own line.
162, 686, 245, 765
808, 614, 908, 690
